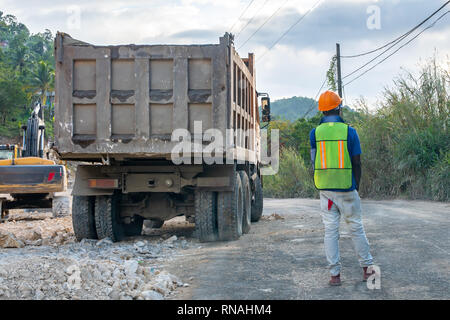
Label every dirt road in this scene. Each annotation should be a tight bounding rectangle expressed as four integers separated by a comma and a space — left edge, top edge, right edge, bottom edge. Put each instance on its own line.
0, 198, 447, 299
167, 198, 449, 300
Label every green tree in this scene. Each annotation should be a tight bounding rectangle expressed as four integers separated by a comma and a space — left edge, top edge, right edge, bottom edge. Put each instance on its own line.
30, 60, 54, 106
0, 63, 27, 126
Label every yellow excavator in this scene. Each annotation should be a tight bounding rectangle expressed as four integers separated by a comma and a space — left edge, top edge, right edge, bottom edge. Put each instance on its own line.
0, 104, 67, 221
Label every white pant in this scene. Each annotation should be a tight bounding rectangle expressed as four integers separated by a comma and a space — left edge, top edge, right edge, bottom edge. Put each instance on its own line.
320, 190, 373, 276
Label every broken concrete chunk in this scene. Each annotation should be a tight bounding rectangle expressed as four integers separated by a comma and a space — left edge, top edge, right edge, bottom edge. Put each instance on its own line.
140, 290, 163, 300
0, 230, 25, 248
165, 235, 177, 243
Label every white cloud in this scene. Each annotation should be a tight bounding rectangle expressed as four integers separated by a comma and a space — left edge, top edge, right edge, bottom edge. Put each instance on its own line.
0, 0, 448, 110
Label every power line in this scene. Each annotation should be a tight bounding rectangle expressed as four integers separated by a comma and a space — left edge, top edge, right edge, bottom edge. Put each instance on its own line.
235, 0, 271, 39
301, 75, 328, 118
344, 10, 450, 87
229, 0, 256, 33
342, 1, 450, 81
238, 0, 290, 50
258, 0, 324, 61
271, 73, 327, 144
341, 0, 449, 59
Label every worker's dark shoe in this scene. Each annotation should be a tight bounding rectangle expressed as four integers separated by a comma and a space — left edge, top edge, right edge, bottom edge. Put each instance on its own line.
329, 274, 341, 286
363, 267, 375, 282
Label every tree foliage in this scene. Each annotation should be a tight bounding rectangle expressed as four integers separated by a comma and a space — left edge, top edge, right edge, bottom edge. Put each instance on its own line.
0, 11, 55, 138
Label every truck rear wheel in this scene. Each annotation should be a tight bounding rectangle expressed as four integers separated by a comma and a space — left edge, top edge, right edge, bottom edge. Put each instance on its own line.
72, 196, 97, 241
195, 191, 218, 242
251, 175, 263, 222
94, 194, 124, 242
239, 171, 252, 234
217, 171, 243, 241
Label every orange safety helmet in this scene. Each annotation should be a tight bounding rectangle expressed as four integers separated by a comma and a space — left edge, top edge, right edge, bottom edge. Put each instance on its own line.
318, 90, 342, 112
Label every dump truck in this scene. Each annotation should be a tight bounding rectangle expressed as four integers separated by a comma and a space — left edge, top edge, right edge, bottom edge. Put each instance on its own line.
0, 105, 67, 221
53, 32, 271, 242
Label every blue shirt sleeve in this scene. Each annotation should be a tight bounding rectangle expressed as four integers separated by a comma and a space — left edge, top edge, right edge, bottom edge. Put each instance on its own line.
347, 127, 362, 157
310, 128, 316, 149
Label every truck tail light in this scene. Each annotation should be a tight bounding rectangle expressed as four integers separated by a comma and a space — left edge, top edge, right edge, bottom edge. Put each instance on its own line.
88, 179, 119, 189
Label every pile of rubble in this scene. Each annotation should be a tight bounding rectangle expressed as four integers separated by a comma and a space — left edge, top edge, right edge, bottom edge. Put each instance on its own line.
0, 213, 74, 248
0, 211, 193, 300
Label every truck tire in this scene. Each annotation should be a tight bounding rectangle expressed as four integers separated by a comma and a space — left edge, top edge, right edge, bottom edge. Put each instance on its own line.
194, 191, 218, 242
72, 196, 97, 241
124, 216, 144, 236
239, 171, 252, 234
94, 194, 124, 242
144, 219, 164, 229
217, 171, 244, 241
251, 175, 263, 222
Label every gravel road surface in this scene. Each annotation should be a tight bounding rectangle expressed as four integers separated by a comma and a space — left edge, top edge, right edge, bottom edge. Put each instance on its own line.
168, 198, 449, 300
0, 197, 448, 300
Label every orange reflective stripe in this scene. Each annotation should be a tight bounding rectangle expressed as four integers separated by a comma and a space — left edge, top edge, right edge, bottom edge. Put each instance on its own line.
338, 140, 344, 169
320, 141, 327, 169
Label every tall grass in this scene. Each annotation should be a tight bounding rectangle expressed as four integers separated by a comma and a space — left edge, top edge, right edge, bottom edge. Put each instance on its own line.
263, 148, 317, 198
355, 56, 449, 200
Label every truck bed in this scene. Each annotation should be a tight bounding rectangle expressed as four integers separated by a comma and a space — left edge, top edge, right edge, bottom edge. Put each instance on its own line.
54, 33, 260, 163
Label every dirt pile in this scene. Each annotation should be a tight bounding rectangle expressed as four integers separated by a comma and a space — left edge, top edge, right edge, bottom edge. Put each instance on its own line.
0, 211, 193, 300
0, 212, 74, 247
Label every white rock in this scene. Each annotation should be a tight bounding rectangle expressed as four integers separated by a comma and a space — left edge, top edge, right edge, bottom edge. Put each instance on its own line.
134, 241, 146, 247
35, 289, 44, 300
112, 268, 123, 279
96, 238, 113, 247
140, 290, 163, 300
124, 260, 139, 276
109, 289, 121, 300
165, 235, 177, 243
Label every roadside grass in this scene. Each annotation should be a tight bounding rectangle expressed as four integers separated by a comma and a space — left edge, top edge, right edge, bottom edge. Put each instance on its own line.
263, 148, 318, 199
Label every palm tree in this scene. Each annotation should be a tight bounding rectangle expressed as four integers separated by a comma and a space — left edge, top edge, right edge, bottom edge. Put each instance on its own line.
30, 60, 54, 121
31, 60, 54, 106
11, 45, 28, 73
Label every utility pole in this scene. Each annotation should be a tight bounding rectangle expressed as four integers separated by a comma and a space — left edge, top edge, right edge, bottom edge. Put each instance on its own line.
336, 43, 342, 98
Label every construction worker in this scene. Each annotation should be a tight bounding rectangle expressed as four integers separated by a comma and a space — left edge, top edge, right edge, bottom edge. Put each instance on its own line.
309, 90, 374, 286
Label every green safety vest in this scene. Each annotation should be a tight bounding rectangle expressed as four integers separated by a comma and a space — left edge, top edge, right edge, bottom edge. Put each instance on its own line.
314, 122, 352, 190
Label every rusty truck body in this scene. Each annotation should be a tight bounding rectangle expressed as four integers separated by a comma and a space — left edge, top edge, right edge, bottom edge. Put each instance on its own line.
54, 32, 268, 242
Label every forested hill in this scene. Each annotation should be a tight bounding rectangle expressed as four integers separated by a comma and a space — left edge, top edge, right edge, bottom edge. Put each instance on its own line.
0, 12, 54, 138
270, 96, 318, 121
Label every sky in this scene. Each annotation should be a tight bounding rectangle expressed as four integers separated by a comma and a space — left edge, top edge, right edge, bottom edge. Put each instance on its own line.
1, 0, 449, 108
